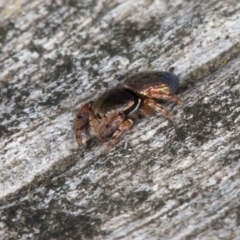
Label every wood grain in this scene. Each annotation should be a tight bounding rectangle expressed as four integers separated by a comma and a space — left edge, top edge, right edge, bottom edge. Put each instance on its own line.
0, 0, 240, 239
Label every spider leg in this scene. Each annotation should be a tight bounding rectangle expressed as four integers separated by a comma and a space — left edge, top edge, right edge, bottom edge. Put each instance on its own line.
148, 87, 184, 105
75, 102, 93, 145
106, 118, 134, 151
142, 98, 175, 120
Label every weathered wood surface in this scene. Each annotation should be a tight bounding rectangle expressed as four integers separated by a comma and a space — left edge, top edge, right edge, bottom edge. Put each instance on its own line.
0, 0, 240, 239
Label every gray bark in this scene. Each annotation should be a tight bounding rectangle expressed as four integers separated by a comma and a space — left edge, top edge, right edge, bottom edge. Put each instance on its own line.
0, 0, 240, 239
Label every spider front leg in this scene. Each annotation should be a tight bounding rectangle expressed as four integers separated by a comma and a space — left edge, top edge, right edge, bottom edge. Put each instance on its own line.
106, 118, 135, 151
75, 102, 93, 145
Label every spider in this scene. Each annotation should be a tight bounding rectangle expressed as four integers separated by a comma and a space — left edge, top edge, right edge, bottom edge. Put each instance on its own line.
75, 71, 183, 151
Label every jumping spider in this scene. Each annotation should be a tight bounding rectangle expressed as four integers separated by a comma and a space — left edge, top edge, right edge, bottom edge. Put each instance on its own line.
75, 71, 183, 151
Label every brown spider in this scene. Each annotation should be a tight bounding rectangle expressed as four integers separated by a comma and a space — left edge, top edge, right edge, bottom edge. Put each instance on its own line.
75, 71, 183, 151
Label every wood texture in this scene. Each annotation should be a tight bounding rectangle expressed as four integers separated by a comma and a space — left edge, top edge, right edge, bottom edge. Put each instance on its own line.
0, 0, 240, 239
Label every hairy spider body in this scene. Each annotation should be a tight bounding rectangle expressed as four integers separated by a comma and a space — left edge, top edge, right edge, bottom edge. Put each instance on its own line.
75, 71, 183, 151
